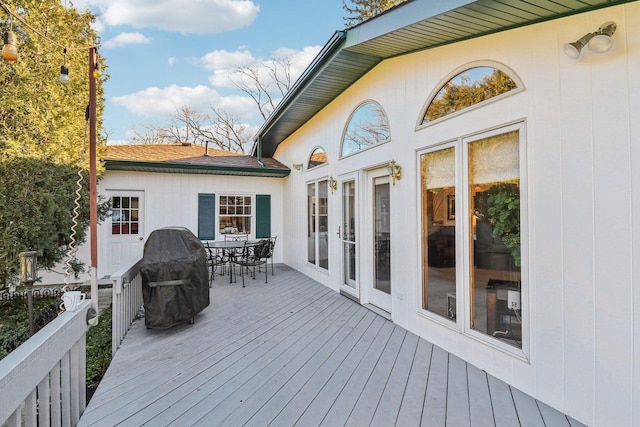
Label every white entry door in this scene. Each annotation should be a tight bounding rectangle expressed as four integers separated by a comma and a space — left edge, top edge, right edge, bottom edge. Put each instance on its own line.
368, 170, 392, 312
106, 191, 144, 275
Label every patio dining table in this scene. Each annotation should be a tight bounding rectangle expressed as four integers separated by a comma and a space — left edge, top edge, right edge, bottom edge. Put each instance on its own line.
207, 240, 259, 283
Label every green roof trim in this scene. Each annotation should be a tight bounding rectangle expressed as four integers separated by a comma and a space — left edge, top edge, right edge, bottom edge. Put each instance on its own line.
105, 159, 291, 178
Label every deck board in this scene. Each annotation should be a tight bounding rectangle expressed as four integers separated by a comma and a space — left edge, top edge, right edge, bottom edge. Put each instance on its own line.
395, 338, 432, 425
79, 266, 579, 426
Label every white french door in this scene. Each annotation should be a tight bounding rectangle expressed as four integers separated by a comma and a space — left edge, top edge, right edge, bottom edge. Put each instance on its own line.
367, 169, 392, 312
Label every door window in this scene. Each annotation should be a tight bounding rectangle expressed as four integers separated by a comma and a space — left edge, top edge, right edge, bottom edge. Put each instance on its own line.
111, 196, 139, 235
308, 179, 329, 270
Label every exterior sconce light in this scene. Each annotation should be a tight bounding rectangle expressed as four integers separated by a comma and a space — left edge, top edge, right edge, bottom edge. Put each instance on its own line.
292, 163, 303, 170
563, 21, 616, 59
19, 251, 38, 335
2, 30, 19, 62
387, 160, 402, 185
588, 21, 617, 53
328, 176, 338, 194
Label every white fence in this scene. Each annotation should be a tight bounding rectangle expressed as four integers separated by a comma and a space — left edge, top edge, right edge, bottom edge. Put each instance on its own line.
0, 257, 143, 427
0, 301, 91, 426
110, 259, 143, 357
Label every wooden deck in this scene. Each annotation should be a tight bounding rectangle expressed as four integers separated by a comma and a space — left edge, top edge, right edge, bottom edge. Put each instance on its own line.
79, 266, 584, 427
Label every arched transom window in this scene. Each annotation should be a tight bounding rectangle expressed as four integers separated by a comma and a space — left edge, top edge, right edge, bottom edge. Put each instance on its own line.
421, 64, 521, 125
308, 146, 327, 169
341, 101, 390, 157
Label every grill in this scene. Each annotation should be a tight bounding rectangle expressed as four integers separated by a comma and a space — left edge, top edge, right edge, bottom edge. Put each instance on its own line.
140, 227, 209, 329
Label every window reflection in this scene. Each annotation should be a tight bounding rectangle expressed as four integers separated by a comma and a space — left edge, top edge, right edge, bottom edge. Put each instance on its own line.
423, 66, 518, 124
308, 147, 327, 169
341, 101, 390, 157
421, 147, 456, 320
469, 131, 521, 348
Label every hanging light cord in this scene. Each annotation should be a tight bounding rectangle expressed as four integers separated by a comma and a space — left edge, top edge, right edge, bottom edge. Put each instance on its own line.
0, 0, 96, 51
60, 112, 89, 313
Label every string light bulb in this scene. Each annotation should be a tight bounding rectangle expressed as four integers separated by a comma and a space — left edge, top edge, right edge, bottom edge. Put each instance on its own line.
92, 57, 100, 78
59, 65, 70, 85
2, 30, 19, 62
59, 48, 69, 84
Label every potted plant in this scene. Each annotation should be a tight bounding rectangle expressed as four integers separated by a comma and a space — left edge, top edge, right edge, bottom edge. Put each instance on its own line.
486, 183, 521, 267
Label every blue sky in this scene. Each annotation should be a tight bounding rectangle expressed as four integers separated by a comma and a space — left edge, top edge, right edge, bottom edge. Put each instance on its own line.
74, 0, 346, 144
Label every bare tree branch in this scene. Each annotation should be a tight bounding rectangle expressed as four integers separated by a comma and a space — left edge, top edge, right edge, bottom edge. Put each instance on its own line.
130, 56, 296, 152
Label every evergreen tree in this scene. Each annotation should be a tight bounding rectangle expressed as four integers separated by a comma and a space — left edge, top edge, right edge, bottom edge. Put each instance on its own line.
0, 0, 107, 287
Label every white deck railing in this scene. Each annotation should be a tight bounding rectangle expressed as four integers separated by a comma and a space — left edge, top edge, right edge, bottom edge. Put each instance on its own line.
0, 300, 91, 426
110, 258, 143, 357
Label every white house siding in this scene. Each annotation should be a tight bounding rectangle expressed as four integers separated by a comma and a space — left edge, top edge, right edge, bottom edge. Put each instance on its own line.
275, 4, 639, 426
97, 170, 285, 279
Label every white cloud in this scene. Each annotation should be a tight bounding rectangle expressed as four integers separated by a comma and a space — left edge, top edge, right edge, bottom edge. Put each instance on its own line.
79, 0, 259, 35
168, 57, 177, 66
110, 84, 260, 122
106, 43, 324, 142
202, 45, 322, 89
275, 46, 322, 78
103, 32, 151, 48
201, 49, 255, 71
111, 85, 217, 117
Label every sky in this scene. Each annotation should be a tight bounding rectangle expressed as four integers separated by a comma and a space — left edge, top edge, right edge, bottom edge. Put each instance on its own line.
72, 0, 347, 145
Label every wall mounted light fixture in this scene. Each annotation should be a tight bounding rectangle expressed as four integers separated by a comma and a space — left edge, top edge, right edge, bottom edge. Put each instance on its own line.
563, 21, 617, 59
387, 160, 402, 185
292, 163, 303, 170
328, 176, 337, 194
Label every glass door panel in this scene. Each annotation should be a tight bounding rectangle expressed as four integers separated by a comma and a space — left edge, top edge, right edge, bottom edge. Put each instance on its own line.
342, 180, 356, 291
373, 176, 391, 296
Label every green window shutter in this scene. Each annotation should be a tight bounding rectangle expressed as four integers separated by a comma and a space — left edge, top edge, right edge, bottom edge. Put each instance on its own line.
255, 194, 271, 238
198, 193, 216, 240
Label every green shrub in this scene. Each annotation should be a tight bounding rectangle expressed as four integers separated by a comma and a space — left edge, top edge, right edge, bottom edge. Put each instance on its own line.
86, 306, 112, 390
0, 297, 112, 391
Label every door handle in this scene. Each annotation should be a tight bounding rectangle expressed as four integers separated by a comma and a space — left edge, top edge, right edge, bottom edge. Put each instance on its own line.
337, 226, 341, 239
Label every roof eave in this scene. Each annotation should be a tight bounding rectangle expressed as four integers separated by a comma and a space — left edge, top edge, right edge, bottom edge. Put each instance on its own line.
255, 0, 638, 157
105, 160, 291, 178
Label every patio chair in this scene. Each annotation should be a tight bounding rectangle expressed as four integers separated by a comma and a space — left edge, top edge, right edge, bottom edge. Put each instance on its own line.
232, 240, 270, 287
258, 236, 277, 278
204, 242, 226, 284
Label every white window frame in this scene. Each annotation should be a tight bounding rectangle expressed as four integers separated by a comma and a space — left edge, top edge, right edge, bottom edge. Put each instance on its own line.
217, 194, 255, 238
417, 120, 529, 360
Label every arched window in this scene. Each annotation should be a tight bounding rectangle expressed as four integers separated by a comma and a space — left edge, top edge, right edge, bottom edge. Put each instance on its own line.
308, 146, 327, 169
341, 101, 390, 157
420, 63, 521, 125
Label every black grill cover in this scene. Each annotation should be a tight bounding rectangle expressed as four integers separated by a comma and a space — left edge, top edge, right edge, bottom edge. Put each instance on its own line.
140, 227, 209, 329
